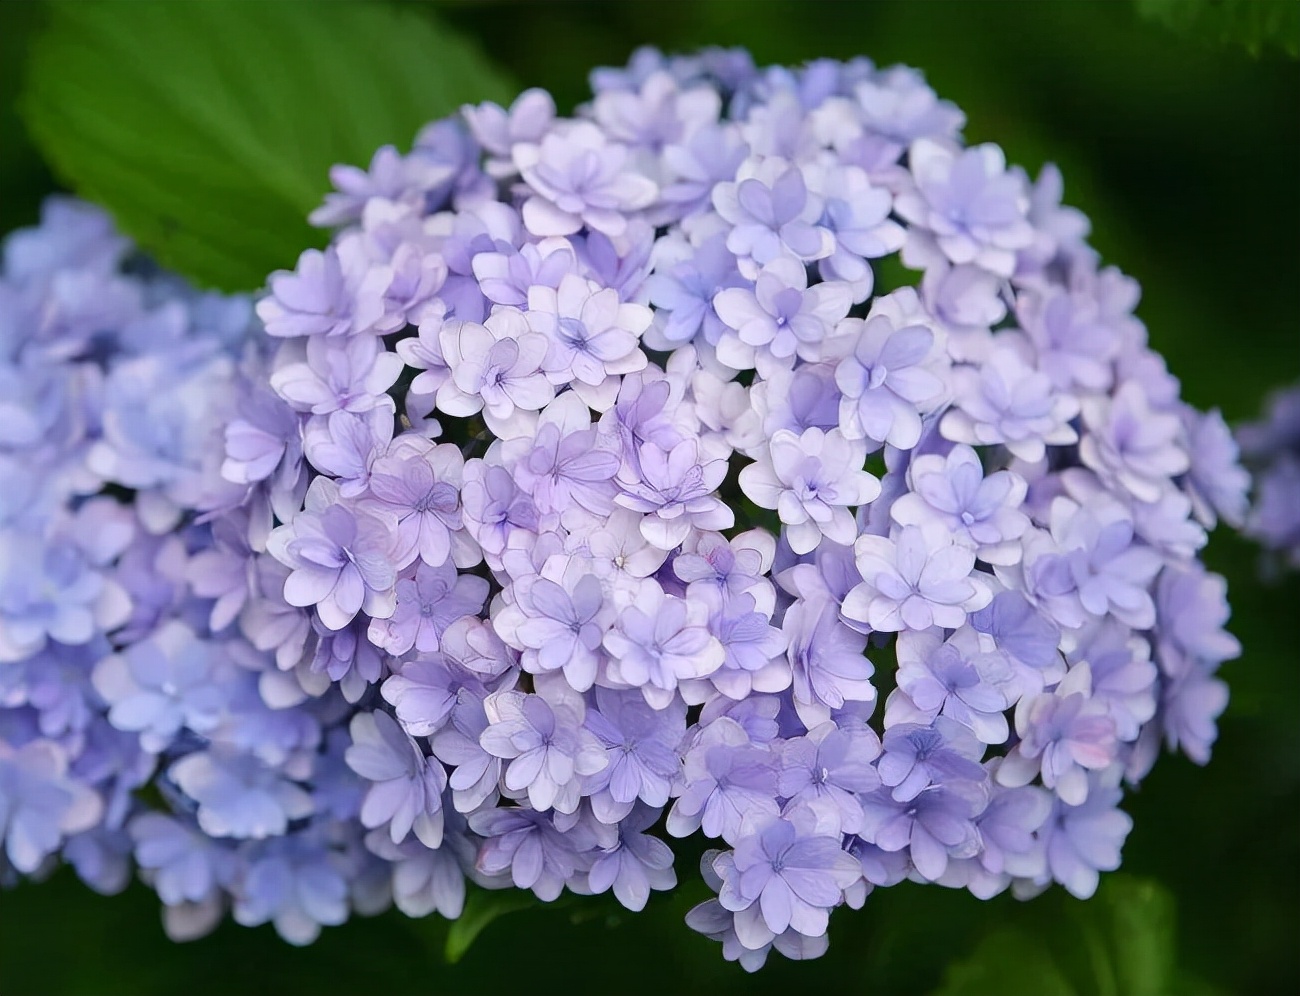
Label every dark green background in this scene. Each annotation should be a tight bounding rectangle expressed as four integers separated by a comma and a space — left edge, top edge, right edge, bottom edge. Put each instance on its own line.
1, 2, 1297, 993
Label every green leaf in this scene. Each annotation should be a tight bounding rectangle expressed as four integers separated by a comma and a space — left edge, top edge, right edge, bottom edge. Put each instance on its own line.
1135, 0, 1300, 57
0, 2, 53, 235
935, 926, 1079, 996
20, 0, 513, 291
934, 876, 1220, 996
443, 888, 545, 964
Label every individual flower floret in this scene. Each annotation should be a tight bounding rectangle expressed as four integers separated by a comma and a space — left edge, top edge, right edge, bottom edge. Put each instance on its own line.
941, 343, 1081, 463
713, 805, 861, 947
345, 711, 446, 848
435, 311, 554, 437
890, 444, 1029, 565
997, 662, 1119, 805
0, 737, 103, 873
895, 139, 1034, 278
616, 437, 733, 549
479, 688, 607, 813
739, 427, 880, 554
515, 121, 659, 237
712, 255, 852, 367
844, 524, 992, 632
581, 802, 678, 912
834, 299, 947, 449
267, 479, 398, 631
603, 582, 725, 708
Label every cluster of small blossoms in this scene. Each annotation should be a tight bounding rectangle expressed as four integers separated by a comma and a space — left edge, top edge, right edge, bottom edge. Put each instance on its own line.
0, 199, 392, 945
1236, 383, 1300, 570
241, 46, 1250, 967
1, 45, 1250, 966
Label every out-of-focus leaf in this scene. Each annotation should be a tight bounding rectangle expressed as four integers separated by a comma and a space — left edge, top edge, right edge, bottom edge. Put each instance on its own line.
0, 2, 53, 234
1136, 0, 1300, 56
443, 888, 545, 964
934, 876, 1219, 996
934, 926, 1078, 996
21, 0, 512, 292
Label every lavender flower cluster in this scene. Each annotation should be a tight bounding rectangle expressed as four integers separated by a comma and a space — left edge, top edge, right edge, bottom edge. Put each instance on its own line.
1237, 383, 1300, 569
0, 198, 379, 943
0, 47, 1248, 968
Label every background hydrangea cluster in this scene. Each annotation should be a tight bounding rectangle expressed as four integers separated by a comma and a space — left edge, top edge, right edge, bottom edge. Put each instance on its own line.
0, 47, 1249, 968
1237, 384, 1300, 571
0, 198, 378, 944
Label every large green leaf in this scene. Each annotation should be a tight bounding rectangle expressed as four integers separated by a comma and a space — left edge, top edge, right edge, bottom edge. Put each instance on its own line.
21, 0, 513, 291
442, 888, 547, 964
1136, 0, 1300, 56
934, 876, 1220, 996
0, 2, 53, 235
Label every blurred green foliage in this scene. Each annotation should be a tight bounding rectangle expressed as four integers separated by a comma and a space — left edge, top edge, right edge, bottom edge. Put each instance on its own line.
1, 1, 1298, 994
1136, 0, 1300, 56
935, 876, 1220, 996
21, 0, 511, 290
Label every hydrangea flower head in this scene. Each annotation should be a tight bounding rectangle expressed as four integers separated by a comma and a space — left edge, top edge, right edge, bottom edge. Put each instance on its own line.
1, 46, 1245, 968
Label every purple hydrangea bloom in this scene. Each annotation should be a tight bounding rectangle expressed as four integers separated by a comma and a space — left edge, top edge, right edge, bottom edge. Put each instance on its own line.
645, 233, 746, 347
368, 560, 488, 656
1039, 771, 1132, 899
777, 721, 881, 833
515, 122, 658, 238
891, 445, 1029, 565
965, 780, 1052, 894
714, 808, 860, 943
361, 441, 463, 569
835, 305, 946, 449
0, 737, 103, 873
494, 573, 608, 692
701, 590, 789, 700
1079, 381, 1189, 504
941, 345, 1080, 463
844, 524, 992, 633
739, 428, 880, 554
858, 781, 985, 882
168, 748, 313, 841
267, 480, 398, 631
712, 256, 851, 366
466, 87, 557, 169
583, 803, 677, 911
460, 461, 540, 564
0, 45, 1248, 963
90, 621, 227, 753
437, 312, 555, 436
668, 718, 780, 844
712, 162, 834, 278
508, 409, 622, 516
877, 718, 986, 801
783, 597, 877, 729
889, 627, 1012, 743
583, 688, 686, 824
1238, 383, 1300, 564
479, 689, 607, 814
345, 711, 445, 847
895, 139, 1033, 278
232, 833, 351, 945
603, 584, 724, 708
469, 805, 596, 901
270, 333, 402, 416
1183, 407, 1250, 529
998, 663, 1119, 805
130, 813, 236, 907
617, 438, 734, 549
256, 246, 385, 340
0, 531, 131, 662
